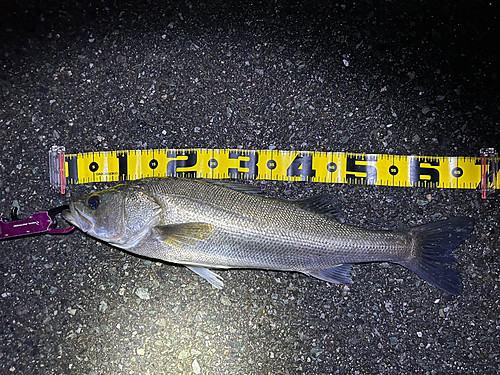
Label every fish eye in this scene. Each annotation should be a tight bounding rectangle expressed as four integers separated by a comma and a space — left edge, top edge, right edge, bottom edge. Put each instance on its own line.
88, 195, 100, 210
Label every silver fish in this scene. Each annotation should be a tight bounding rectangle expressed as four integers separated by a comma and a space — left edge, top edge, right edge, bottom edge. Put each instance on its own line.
62, 178, 474, 294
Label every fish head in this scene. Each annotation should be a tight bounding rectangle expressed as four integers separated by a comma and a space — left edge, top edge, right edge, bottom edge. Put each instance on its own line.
63, 183, 162, 248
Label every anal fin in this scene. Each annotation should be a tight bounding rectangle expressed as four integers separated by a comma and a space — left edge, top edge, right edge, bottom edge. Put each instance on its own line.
304, 264, 353, 284
186, 266, 224, 289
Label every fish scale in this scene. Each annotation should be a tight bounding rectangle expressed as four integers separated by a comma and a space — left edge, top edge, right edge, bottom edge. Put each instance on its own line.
147, 179, 407, 264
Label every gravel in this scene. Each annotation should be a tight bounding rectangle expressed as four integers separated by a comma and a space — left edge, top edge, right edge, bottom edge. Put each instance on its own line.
1, 1, 499, 374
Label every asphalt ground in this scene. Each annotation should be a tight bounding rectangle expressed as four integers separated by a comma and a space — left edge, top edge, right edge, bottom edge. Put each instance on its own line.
1, 1, 499, 374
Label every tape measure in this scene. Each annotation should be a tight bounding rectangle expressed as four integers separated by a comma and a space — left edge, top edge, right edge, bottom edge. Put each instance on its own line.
49, 146, 498, 198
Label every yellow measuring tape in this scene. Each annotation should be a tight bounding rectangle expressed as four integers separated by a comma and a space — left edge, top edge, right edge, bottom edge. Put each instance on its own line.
49, 146, 498, 197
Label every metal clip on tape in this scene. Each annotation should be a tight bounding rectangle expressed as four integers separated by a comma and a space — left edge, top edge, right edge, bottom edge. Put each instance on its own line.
480, 148, 498, 199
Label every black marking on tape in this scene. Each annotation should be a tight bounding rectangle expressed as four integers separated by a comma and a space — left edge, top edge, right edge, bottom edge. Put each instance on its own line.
410, 157, 439, 187
267, 160, 277, 170
66, 155, 79, 184
228, 150, 258, 179
149, 159, 159, 170
89, 162, 99, 172
389, 165, 399, 176
166, 150, 198, 177
345, 154, 377, 185
451, 167, 463, 178
208, 159, 218, 169
286, 153, 316, 180
327, 162, 337, 173
117, 152, 128, 180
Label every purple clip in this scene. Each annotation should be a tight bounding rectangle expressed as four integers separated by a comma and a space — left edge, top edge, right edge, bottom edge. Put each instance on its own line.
0, 209, 75, 240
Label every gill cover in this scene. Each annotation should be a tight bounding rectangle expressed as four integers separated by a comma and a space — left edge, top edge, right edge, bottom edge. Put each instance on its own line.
65, 184, 162, 248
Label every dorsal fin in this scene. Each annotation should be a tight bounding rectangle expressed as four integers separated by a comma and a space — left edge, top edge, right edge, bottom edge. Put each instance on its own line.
293, 194, 344, 221
205, 180, 263, 195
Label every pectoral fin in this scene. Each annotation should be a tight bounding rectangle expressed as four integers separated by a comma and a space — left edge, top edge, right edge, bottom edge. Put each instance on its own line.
186, 266, 224, 289
154, 223, 215, 247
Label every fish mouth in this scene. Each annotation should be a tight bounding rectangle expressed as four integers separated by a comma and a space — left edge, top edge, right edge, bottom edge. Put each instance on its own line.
62, 201, 95, 233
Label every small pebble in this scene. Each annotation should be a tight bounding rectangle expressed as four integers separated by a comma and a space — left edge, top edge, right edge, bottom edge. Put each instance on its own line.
135, 288, 150, 300
192, 359, 201, 374
178, 350, 189, 359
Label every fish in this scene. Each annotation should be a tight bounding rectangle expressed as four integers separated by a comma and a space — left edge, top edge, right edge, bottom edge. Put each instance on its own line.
62, 177, 475, 294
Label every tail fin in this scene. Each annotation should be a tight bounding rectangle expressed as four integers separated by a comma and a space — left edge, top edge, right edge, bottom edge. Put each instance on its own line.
398, 217, 475, 295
